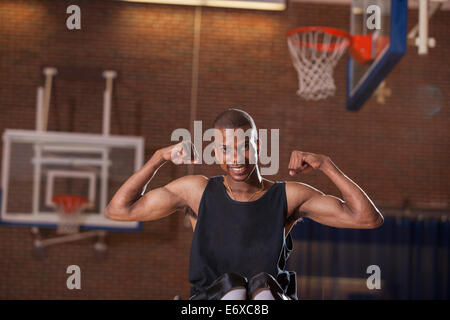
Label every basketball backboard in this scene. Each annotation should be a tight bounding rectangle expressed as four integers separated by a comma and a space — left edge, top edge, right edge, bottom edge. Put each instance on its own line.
347, 0, 408, 111
1, 129, 144, 231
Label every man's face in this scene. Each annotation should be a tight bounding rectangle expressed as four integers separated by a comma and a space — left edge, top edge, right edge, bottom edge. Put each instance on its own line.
213, 125, 258, 182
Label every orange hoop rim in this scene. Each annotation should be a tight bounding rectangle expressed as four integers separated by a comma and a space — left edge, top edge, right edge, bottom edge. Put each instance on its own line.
52, 194, 87, 214
286, 26, 353, 52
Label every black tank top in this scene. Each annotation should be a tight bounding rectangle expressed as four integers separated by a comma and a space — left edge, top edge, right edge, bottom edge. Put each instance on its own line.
188, 175, 296, 298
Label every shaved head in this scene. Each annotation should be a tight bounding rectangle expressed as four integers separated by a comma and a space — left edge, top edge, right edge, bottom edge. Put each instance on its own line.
213, 108, 257, 133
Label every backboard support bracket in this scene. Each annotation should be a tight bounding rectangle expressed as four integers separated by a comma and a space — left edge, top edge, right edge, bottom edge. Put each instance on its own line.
407, 0, 447, 55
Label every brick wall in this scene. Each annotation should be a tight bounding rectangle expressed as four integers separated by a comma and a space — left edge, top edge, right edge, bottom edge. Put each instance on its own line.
0, 0, 449, 299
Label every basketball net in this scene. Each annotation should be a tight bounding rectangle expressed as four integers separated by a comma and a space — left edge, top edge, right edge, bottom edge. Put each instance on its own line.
287, 27, 351, 101
52, 195, 87, 234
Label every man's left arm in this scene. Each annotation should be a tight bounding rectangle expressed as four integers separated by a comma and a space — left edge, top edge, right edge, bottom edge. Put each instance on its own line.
287, 150, 384, 229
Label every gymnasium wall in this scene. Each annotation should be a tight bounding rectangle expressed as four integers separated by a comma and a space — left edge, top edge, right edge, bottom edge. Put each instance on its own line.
0, 0, 449, 299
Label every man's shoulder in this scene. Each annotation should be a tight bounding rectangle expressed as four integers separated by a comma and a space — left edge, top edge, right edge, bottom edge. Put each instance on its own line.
168, 175, 209, 209
285, 180, 320, 192
284, 181, 322, 206
177, 175, 209, 188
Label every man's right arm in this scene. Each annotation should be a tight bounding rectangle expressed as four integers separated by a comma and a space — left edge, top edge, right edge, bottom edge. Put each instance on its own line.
104, 143, 205, 222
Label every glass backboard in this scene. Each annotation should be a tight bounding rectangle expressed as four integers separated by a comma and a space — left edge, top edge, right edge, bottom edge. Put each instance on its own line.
347, 0, 407, 111
1, 129, 144, 231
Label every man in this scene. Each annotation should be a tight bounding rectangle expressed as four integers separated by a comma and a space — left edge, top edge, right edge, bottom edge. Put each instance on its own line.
105, 109, 383, 300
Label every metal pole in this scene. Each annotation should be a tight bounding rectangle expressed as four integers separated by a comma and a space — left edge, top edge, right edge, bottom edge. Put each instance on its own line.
102, 70, 117, 136
188, 6, 202, 175
418, 0, 429, 55
42, 67, 57, 131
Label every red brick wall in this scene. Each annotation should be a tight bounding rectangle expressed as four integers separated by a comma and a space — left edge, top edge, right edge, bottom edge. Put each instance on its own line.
0, 0, 449, 299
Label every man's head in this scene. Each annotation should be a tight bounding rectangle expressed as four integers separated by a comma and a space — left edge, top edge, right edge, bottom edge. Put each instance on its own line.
213, 109, 259, 182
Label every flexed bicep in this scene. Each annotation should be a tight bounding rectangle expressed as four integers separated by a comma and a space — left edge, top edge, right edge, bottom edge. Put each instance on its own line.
286, 152, 383, 229
107, 175, 207, 222
287, 181, 369, 229
105, 142, 203, 222
127, 185, 187, 221
299, 193, 363, 228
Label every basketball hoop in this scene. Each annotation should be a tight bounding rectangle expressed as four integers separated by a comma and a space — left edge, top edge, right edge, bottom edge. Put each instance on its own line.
286, 26, 353, 101
52, 194, 87, 234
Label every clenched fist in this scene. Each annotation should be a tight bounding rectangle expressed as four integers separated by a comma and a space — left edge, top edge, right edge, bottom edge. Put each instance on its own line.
158, 141, 200, 165
288, 150, 329, 176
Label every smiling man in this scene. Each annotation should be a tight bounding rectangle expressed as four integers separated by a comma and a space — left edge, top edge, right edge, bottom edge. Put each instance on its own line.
105, 108, 383, 300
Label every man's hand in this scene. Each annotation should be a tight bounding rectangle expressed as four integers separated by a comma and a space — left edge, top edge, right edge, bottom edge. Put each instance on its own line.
288, 150, 329, 176
158, 141, 200, 165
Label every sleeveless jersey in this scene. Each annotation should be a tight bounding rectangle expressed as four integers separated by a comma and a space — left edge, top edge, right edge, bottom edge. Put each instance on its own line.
188, 176, 296, 298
